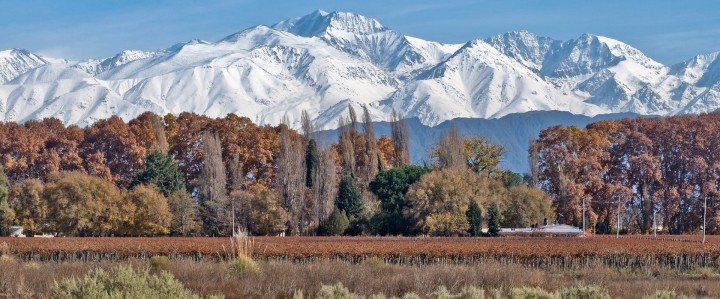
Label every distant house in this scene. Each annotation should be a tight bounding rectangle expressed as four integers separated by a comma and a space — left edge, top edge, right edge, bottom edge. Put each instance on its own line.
9, 226, 25, 237
500, 224, 584, 236
538, 224, 583, 234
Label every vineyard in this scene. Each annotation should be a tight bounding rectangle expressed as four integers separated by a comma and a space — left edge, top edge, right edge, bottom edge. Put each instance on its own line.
2, 236, 719, 270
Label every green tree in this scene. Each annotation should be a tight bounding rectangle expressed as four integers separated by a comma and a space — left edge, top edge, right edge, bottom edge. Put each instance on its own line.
0, 166, 10, 236
129, 151, 185, 197
500, 170, 524, 189
502, 186, 555, 228
320, 207, 349, 236
487, 202, 501, 237
336, 175, 363, 219
466, 199, 483, 236
305, 139, 320, 188
369, 165, 430, 235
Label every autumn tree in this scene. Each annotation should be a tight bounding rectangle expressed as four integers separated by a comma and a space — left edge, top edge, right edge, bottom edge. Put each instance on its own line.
44, 172, 133, 236
244, 184, 288, 236
12, 179, 46, 236
464, 136, 505, 177
124, 185, 172, 236
167, 190, 200, 236
502, 186, 555, 228
405, 168, 488, 236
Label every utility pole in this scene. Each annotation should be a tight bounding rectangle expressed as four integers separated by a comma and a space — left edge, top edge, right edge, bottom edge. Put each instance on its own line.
231, 198, 236, 237
703, 196, 707, 244
616, 207, 620, 239
582, 197, 586, 237
653, 209, 657, 238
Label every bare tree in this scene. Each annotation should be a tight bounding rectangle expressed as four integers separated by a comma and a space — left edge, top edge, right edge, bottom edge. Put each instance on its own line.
391, 109, 411, 167
362, 105, 379, 182
198, 129, 229, 236
432, 125, 465, 169
338, 117, 356, 176
314, 148, 339, 233
301, 110, 314, 139
528, 137, 540, 188
275, 125, 307, 235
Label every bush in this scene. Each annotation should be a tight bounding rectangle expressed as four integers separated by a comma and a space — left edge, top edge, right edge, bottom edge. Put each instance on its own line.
508, 287, 558, 299
51, 265, 221, 299
643, 290, 693, 299
149, 255, 171, 272
227, 229, 259, 275
558, 285, 610, 299
433, 286, 484, 299
315, 283, 364, 299
320, 207, 349, 236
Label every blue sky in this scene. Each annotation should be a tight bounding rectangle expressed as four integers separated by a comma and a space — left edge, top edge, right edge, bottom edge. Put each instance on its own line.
2, 0, 718, 64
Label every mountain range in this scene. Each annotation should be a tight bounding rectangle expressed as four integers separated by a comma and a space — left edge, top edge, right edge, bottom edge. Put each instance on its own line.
1, 10, 719, 171
1, 10, 719, 129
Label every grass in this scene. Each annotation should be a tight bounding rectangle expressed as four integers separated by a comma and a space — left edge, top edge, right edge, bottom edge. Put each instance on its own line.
0, 258, 717, 298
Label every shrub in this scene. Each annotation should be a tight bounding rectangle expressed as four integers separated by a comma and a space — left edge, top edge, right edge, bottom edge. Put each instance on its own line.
149, 255, 171, 272
51, 265, 221, 299
558, 285, 610, 299
508, 287, 558, 299
320, 207, 350, 236
643, 290, 693, 299
0, 242, 11, 262
433, 286, 485, 299
316, 283, 364, 299
227, 229, 259, 275
362, 256, 385, 268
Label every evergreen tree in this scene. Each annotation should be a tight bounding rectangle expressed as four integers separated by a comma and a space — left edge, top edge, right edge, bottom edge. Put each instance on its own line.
0, 166, 10, 236
369, 165, 430, 235
130, 151, 186, 197
466, 200, 483, 236
320, 207, 349, 236
487, 202, 501, 237
336, 175, 363, 219
305, 139, 320, 188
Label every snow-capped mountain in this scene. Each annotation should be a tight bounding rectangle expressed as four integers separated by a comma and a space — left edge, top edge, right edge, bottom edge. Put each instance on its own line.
0, 10, 719, 129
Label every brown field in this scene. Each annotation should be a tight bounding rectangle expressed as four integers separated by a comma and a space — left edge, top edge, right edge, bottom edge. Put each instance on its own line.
2, 235, 720, 269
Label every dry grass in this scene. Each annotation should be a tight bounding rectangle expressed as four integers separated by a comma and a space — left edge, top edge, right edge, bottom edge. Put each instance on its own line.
0, 257, 717, 299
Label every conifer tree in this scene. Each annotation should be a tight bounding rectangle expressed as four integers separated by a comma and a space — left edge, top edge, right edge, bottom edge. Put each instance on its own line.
336, 175, 363, 219
487, 202, 501, 237
467, 200, 483, 236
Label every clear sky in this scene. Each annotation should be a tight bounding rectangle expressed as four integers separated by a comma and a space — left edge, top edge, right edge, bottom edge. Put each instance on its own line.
1, 0, 718, 64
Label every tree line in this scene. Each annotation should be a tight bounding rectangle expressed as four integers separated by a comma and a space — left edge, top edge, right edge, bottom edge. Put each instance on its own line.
0, 105, 555, 237
534, 113, 720, 234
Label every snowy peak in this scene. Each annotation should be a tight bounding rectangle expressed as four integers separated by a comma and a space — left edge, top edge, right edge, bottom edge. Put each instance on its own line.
273, 10, 388, 37
74, 50, 164, 76
485, 31, 557, 72
0, 48, 47, 83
